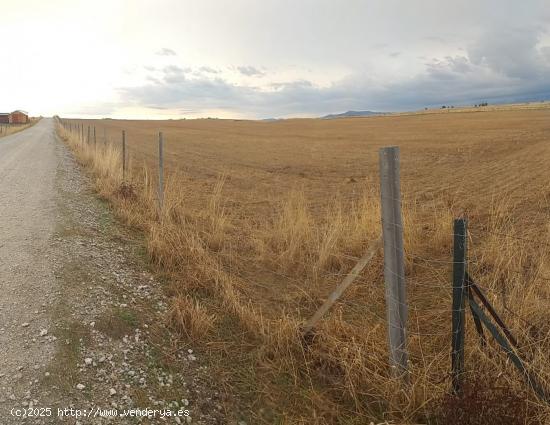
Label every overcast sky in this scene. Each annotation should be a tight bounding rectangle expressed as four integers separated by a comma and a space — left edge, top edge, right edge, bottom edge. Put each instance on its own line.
1, 0, 550, 119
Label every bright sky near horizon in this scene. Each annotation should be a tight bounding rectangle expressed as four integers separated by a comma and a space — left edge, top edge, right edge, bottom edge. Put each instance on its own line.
1, 0, 550, 119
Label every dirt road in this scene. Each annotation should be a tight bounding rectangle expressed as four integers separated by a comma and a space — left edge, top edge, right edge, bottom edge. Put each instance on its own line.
0, 119, 59, 419
0, 119, 226, 423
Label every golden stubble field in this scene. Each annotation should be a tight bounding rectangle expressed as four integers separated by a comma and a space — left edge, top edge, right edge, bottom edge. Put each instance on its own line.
60, 104, 550, 424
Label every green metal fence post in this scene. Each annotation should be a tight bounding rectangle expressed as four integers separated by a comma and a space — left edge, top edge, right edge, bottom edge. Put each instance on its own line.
452, 218, 467, 393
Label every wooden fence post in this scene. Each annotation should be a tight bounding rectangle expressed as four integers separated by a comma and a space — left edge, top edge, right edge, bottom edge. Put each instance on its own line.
451, 218, 467, 393
93, 126, 96, 148
122, 130, 126, 180
158, 132, 164, 211
379, 146, 409, 381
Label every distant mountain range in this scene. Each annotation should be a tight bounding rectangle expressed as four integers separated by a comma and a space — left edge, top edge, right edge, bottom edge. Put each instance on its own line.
260, 110, 386, 122
321, 110, 384, 119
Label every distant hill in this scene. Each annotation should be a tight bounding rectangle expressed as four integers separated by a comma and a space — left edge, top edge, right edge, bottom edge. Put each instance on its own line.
321, 110, 384, 119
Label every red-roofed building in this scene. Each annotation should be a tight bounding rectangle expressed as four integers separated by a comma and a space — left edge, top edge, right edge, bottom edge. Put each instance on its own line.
0, 111, 29, 124
9, 110, 28, 124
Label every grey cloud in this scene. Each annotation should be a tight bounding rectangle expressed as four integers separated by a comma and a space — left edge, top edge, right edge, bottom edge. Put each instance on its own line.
120, 57, 550, 118
373, 52, 550, 109
444, 56, 472, 74
119, 72, 366, 117
161, 65, 192, 84
467, 28, 547, 79
156, 48, 177, 56
424, 56, 473, 80
199, 66, 220, 74
163, 65, 186, 74
146, 75, 162, 84
237, 66, 265, 77
120, 76, 246, 110
120, 23, 550, 118
270, 80, 314, 90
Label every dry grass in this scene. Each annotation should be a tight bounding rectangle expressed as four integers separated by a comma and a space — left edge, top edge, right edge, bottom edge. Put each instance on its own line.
57, 105, 550, 423
0, 118, 39, 138
168, 296, 217, 341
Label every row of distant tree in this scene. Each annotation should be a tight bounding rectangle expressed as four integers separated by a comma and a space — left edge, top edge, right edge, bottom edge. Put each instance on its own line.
428, 102, 489, 110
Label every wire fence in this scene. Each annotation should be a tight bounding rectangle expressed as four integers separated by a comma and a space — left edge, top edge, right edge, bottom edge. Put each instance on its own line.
56, 117, 550, 402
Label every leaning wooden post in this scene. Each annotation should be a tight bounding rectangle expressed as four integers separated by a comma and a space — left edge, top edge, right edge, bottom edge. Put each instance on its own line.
93, 126, 97, 148
302, 237, 382, 335
122, 130, 126, 180
379, 146, 409, 381
451, 218, 467, 394
87, 126, 90, 144
158, 132, 164, 211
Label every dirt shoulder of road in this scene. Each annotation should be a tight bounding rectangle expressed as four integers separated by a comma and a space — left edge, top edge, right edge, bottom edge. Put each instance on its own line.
32, 134, 237, 423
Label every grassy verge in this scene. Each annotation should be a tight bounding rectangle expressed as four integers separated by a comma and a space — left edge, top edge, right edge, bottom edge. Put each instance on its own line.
0, 117, 41, 138
56, 119, 550, 424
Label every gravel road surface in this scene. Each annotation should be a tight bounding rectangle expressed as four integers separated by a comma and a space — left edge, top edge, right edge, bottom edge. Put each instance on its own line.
0, 119, 59, 420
